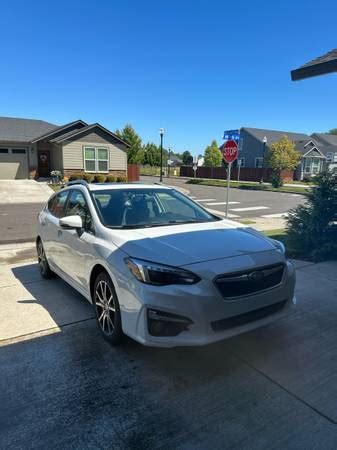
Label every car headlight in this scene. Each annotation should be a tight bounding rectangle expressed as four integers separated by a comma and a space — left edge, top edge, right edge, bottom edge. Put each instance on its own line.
125, 257, 200, 286
272, 239, 286, 254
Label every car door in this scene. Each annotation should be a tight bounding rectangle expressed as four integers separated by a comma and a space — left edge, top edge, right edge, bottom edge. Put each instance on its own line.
60, 189, 97, 292
43, 189, 71, 270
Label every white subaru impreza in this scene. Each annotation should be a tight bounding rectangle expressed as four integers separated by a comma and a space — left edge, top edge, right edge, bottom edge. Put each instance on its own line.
37, 181, 296, 347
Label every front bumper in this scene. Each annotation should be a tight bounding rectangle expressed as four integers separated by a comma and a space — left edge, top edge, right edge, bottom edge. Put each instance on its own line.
118, 255, 296, 348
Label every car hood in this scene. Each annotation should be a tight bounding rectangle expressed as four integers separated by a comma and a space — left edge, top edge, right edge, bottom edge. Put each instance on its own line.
107, 220, 277, 266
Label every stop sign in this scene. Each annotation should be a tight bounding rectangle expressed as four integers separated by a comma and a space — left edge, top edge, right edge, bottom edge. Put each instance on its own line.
222, 140, 238, 163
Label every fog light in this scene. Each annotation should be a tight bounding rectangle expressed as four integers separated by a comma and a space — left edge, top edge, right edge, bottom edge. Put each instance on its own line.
147, 309, 193, 337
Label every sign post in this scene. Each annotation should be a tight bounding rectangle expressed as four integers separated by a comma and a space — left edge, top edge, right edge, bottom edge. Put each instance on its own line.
222, 140, 238, 218
193, 156, 198, 178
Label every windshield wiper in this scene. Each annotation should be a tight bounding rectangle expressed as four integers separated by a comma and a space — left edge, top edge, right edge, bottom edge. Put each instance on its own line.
107, 219, 214, 230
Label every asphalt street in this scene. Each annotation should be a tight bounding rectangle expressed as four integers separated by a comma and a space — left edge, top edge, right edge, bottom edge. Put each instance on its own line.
0, 203, 43, 244
141, 176, 306, 220
0, 180, 306, 244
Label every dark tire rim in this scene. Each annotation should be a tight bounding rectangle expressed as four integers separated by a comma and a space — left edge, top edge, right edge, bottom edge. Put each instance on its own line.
95, 280, 116, 336
37, 241, 48, 275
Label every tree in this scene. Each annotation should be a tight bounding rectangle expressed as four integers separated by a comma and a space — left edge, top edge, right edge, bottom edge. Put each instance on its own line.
115, 124, 143, 164
182, 150, 193, 165
265, 136, 301, 187
287, 172, 337, 261
328, 128, 337, 135
143, 142, 160, 166
204, 140, 222, 167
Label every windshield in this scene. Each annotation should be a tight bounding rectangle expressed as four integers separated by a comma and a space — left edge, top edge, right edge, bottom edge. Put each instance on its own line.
92, 188, 219, 228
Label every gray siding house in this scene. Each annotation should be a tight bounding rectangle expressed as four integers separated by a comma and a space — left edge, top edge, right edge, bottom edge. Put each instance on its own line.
238, 127, 330, 180
0, 117, 129, 180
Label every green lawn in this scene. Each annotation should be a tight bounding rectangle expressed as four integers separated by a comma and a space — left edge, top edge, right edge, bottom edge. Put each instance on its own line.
263, 228, 306, 260
187, 178, 310, 195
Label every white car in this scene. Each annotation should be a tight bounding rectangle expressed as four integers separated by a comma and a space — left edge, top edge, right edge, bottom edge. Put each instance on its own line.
37, 181, 296, 347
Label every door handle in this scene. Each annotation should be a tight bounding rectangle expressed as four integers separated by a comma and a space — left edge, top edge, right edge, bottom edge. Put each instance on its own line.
58, 229, 63, 238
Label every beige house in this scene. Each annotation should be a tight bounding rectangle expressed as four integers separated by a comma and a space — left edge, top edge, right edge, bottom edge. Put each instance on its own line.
0, 117, 129, 179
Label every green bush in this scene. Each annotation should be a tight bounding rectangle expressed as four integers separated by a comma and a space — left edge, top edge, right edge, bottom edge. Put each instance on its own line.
271, 171, 283, 188
287, 172, 337, 261
116, 176, 127, 182
68, 173, 84, 181
93, 174, 106, 183
82, 173, 94, 183
187, 178, 203, 184
105, 175, 116, 182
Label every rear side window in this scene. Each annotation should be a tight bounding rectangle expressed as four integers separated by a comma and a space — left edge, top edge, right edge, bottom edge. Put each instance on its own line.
50, 190, 69, 218
47, 196, 55, 211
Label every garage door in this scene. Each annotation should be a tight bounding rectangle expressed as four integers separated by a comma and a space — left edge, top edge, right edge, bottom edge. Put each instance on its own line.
0, 148, 28, 179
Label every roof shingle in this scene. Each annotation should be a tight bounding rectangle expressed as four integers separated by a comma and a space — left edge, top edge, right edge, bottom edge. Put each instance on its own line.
0, 116, 57, 142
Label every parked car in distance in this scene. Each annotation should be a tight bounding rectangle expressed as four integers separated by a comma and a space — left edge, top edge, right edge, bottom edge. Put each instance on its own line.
36, 181, 296, 347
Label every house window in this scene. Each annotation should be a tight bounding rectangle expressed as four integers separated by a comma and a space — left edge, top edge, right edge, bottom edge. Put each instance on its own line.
84, 147, 109, 173
97, 148, 108, 172
12, 149, 26, 154
304, 157, 322, 174
312, 158, 320, 174
326, 152, 333, 162
255, 157, 263, 168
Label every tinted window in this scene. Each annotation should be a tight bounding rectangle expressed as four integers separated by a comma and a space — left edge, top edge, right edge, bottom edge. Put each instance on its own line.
0, 149, 8, 154
50, 190, 69, 218
66, 190, 94, 232
92, 188, 218, 228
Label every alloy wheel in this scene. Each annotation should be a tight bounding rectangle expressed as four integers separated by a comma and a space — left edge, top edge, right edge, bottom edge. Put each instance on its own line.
37, 241, 47, 275
95, 280, 116, 336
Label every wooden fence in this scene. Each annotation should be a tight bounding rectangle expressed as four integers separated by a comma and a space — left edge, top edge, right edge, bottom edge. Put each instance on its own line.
127, 164, 140, 182
180, 166, 294, 182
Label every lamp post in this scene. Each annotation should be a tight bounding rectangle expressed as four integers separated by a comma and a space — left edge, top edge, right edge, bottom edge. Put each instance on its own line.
260, 136, 267, 184
159, 128, 164, 182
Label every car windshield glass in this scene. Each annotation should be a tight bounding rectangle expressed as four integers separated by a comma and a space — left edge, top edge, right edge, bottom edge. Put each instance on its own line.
92, 188, 219, 228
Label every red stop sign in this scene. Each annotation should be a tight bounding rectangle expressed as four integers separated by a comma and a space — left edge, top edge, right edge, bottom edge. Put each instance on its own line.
223, 140, 238, 163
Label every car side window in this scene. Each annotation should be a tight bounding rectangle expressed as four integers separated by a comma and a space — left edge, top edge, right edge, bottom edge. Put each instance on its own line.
66, 190, 94, 233
47, 195, 55, 212
50, 190, 69, 218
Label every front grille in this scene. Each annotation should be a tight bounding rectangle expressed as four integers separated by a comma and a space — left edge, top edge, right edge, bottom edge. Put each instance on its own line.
214, 263, 285, 299
211, 300, 287, 332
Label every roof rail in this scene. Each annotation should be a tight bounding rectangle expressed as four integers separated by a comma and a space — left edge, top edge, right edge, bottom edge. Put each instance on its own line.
64, 179, 89, 188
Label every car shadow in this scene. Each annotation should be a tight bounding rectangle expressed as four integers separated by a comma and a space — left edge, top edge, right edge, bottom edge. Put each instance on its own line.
11, 263, 95, 332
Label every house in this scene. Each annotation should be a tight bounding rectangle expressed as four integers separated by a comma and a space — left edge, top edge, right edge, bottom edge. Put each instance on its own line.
311, 133, 337, 172
238, 127, 328, 180
0, 117, 129, 180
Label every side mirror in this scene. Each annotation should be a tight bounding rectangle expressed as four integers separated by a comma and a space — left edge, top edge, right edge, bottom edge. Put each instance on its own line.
59, 215, 83, 229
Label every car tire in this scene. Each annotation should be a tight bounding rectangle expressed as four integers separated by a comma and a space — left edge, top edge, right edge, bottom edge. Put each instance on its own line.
93, 272, 123, 345
37, 239, 54, 279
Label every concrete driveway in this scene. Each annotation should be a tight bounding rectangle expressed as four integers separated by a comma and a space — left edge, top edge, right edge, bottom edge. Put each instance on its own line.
1, 259, 337, 448
0, 180, 53, 243
0, 180, 53, 204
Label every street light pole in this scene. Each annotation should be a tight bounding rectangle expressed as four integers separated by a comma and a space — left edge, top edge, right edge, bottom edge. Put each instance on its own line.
159, 128, 164, 183
260, 136, 267, 184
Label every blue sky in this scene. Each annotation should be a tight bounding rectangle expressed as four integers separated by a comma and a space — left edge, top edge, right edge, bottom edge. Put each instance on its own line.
1, 0, 337, 155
